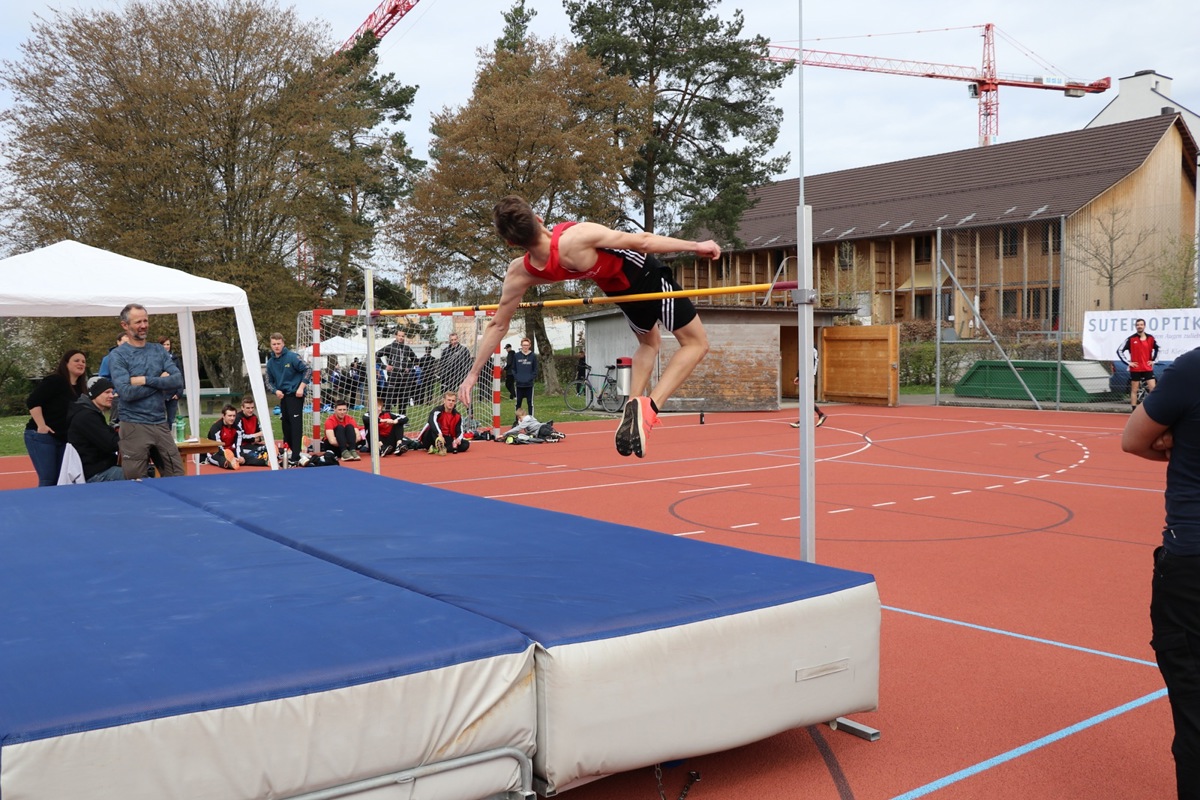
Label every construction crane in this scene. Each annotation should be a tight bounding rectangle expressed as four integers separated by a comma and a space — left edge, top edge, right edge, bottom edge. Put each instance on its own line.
768, 23, 1111, 146
341, 0, 422, 50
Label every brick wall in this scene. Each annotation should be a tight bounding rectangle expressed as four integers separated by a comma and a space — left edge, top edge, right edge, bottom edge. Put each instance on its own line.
660, 323, 781, 412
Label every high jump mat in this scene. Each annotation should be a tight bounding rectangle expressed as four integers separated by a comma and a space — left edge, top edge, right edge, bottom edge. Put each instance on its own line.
150, 469, 880, 796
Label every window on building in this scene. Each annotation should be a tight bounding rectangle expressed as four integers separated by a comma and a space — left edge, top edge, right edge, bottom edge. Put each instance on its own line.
997, 227, 1019, 258
838, 241, 855, 271
1002, 289, 1020, 316
1041, 222, 1062, 254
914, 293, 930, 319
914, 235, 932, 263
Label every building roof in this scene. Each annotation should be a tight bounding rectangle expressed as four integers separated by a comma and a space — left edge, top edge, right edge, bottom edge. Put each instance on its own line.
734, 114, 1197, 250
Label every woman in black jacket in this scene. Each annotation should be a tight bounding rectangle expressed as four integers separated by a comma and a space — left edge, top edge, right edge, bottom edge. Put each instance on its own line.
25, 349, 89, 486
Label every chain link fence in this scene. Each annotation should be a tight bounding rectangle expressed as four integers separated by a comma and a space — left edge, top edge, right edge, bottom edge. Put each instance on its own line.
879, 210, 1198, 411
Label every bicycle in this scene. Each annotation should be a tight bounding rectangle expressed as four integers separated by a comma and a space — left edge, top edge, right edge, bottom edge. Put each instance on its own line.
1135, 375, 1152, 406
564, 364, 625, 413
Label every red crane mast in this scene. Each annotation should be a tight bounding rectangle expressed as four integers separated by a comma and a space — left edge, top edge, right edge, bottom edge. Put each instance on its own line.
341, 0, 422, 51
769, 23, 1110, 146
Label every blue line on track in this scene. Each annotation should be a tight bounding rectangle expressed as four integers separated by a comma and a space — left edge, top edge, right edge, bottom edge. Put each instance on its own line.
888, 689, 1167, 799
883, 605, 1158, 667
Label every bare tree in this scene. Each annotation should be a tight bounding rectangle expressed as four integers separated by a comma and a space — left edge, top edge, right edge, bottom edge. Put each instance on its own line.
1072, 207, 1157, 310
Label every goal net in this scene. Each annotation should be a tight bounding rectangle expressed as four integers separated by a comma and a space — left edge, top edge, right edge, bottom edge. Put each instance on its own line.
295, 309, 501, 449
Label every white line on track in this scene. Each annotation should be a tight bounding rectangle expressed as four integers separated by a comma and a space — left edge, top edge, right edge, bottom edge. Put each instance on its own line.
952, 490, 972, 495
730, 523, 759, 529
674, 530, 705, 537
872, 501, 895, 507
829, 508, 854, 514
483, 462, 796, 499
678, 483, 751, 494
914, 495, 935, 501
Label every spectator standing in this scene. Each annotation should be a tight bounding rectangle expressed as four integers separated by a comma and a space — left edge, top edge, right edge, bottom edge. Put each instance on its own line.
158, 335, 184, 431
439, 332, 472, 396
790, 346, 827, 429
98, 333, 129, 425
24, 349, 89, 486
575, 350, 588, 382
205, 405, 243, 470
417, 345, 438, 404
97, 334, 128, 378
323, 400, 362, 460
109, 303, 185, 479
1118, 318, 1160, 411
1122, 347, 1200, 799
265, 332, 310, 467
418, 391, 470, 454
513, 337, 538, 420
378, 329, 416, 410
66, 376, 124, 483
504, 343, 517, 399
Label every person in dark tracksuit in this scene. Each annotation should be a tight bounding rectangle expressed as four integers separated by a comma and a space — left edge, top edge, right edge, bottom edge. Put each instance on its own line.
512, 337, 538, 421
265, 332, 311, 466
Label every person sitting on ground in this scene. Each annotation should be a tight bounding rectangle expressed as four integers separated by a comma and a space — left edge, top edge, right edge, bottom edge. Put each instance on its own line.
205, 404, 244, 470
234, 396, 270, 466
323, 400, 362, 461
418, 391, 470, 454
361, 397, 407, 456
501, 404, 566, 442
66, 377, 125, 483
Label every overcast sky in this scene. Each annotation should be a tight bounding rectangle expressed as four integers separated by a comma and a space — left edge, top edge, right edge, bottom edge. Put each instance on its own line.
2, 0, 1198, 179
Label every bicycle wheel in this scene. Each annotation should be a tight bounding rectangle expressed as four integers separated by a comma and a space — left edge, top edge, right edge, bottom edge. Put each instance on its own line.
598, 381, 624, 413
564, 380, 593, 411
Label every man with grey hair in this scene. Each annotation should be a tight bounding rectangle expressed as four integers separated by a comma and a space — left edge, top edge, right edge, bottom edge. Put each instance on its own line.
108, 303, 185, 479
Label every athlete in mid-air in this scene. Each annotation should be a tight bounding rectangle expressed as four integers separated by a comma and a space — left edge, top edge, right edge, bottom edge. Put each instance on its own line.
457, 195, 721, 458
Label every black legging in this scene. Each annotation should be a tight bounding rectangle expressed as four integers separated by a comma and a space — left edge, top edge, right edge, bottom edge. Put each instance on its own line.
515, 384, 534, 418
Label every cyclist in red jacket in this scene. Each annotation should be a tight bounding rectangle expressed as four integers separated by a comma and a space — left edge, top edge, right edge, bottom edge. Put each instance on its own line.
1118, 318, 1160, 411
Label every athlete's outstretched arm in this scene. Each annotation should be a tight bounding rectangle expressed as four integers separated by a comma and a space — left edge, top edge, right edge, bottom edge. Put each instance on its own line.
568, 222, 721, 260
457, 259, 542, 401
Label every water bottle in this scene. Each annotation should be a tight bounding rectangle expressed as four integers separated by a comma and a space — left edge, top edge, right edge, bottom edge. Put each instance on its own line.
175, 413, 185, 442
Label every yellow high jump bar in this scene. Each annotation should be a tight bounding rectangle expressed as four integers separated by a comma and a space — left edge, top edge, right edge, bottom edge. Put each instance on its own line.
375, 281, 799, 317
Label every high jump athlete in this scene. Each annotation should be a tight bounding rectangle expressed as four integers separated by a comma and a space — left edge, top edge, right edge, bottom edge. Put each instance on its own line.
457, 195, 721, 458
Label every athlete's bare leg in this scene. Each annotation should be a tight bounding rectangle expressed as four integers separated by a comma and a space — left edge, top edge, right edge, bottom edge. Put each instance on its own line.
631, 317, 708, 408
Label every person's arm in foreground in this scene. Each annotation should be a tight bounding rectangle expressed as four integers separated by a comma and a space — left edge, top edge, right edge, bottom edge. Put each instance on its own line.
1122, 404, 1173, 462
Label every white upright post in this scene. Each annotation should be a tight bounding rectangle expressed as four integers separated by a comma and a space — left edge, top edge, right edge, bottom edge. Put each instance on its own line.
365, 268, 380, 475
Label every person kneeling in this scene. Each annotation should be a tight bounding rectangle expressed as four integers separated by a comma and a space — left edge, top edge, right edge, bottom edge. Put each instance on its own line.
323, 400, 362, 461
205, 404, 243, 470
419, 391, 470, 454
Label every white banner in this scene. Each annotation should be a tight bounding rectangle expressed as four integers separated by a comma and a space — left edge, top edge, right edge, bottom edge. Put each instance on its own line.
1082, 309, 1200, 361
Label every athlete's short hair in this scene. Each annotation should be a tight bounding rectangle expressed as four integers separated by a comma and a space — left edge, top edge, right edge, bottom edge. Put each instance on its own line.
494, 195, 540, 248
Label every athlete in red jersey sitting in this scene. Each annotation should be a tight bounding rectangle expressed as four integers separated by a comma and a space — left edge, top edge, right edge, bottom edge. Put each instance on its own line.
457, 195, 721, 459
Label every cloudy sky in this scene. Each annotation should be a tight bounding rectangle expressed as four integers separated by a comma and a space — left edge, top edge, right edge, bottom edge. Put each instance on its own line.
2, 0, 1198, 179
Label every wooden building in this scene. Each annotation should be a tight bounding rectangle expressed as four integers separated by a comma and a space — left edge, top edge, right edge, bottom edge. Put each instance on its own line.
676, 113, 1198, 337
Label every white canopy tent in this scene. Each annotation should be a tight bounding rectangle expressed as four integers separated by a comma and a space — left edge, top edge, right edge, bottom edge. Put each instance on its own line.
0, 241, 278, 469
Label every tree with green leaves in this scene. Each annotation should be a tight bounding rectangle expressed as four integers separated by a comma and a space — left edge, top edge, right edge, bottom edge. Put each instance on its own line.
392, 28, 643, 389
305, 32, 423, 307
0, 0, 411, 388
1151, 235, 1199, 309
565, 0, 793, 243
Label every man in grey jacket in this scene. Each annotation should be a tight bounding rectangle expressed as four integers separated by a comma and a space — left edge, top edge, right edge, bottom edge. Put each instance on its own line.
109, 303, 185, 479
